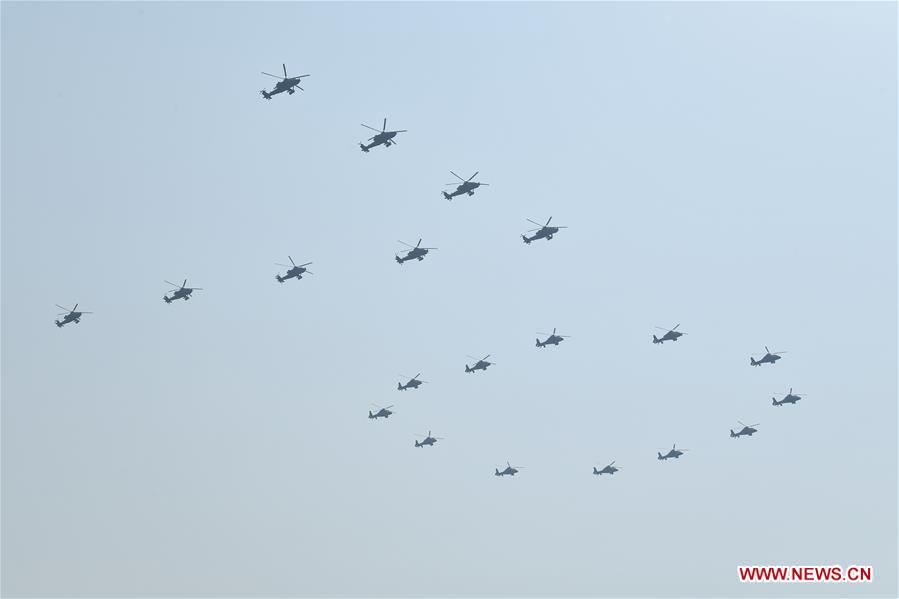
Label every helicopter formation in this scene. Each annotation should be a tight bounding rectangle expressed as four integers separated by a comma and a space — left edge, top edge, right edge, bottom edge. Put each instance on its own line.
52, 60, 811, 481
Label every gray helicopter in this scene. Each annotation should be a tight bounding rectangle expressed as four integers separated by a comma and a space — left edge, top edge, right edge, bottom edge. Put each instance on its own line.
55, 303, 92, 328
163, 279, 202, 303
396, 239, 437, 264
495, 461, 522, 477
260, 63, 310, 100
522, 216, 567, 244
443, 171, 489, 200
414, 430, 443, 448
730, 421, 759, 438
536, 328, 569, 348
465, 354, 493, 373
593, 461, 620, 475
751, 346, 785, 366
773, 388, 804, 406
653, 324, 686, 344
398, 373, 427, 391
360, 117, 406, 152
368, 404, 394, 420
276, 256, 313, 283
658, 444, 687, 460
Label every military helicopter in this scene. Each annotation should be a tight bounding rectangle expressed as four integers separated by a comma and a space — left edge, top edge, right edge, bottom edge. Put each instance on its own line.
54, 303, 92, 328
414, 430, 443, 448
522, 216, 567, 244
657, 444, 688, 460
593, 461, 620, 475
653, 324, 686, 344
751, 346, 786, 366
730, 421, 759, 438
275, 256, 313, 283
395, 239, 437, 264
495, 461, 523, 477
398, 373, 427, 391
442, 171, 489, 200
536, 328, 569, 348
465, 355, 493, 373
772, 388, 804, 406
260, 63, 310, 100
368, 404, 394, 420
163, 280, 202, 303
360, 117, 406, 152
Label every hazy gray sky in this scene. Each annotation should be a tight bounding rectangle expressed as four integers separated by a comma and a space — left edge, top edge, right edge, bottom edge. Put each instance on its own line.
2, 2, 896, 597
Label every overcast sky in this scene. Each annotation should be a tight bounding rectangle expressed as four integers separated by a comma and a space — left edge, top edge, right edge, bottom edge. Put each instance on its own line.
2, 2, 896, 597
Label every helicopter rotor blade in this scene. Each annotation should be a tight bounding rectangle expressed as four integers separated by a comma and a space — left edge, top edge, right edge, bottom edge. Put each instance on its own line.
450, 170, 465, 182
765, 346, 770, 354
298, 262, 313, 267
467, 171, 479, 181
55, 304, 69, 311
288, 256, 296, 266
361, 123, 381, 133
526, 218, 543, 227
261, 72, 283, 79
416, 238, 422, 248
275, 263, 291, 268
163, 280, 180, 288
181, 279, 187, 289
397, 240, 415, 248
482, 354, 491, 361
282, 63, 287, 77
545, 216, 553, 226
671, 324, 681, 331
382, 117, 387, 132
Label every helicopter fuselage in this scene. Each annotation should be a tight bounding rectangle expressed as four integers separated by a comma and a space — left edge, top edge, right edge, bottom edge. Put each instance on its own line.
55, 313, 82, 327
465, 361, 491, 373
443, 181, 480, 200
415, 437, 437, 447
751, 354, 781, 366
277, 267, 307, 283
495, 467, 518, 476
399, 380, 422, 391
522, 226, 560, 244
773, 395, 800, 406
730, 426, 757, 437
361, 131, 398, 152
658, 450, 683, 460
653, 331, 683, 344
164, 289, 193, 303
594, 466, 618, 475
396, 248, 428, 263
369, 409, 393, 419
537, 335, 563, 347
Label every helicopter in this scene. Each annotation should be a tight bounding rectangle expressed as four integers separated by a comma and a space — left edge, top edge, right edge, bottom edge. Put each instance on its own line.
773, 388, 804, 406
593, 461, 620, 475
396, 239, 437, 264
751, 346, 786, 366
368, 404, 394, 420
730, 421, 759, 438
360, 117, 406, 152
536, 328, 569, 348
442, 171, 489, 200
275, 256, 313, 283
653, 324, 686, 344
163, 279, 202, 303
398, 373, 427, 391
658, 444, 687, 460
414, 430, 443, 448
260, 63, 310, 100
465, 355, 493, 373
54, 303, 92, 328
495, 461, 523, 477
522, 216, 567, 244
